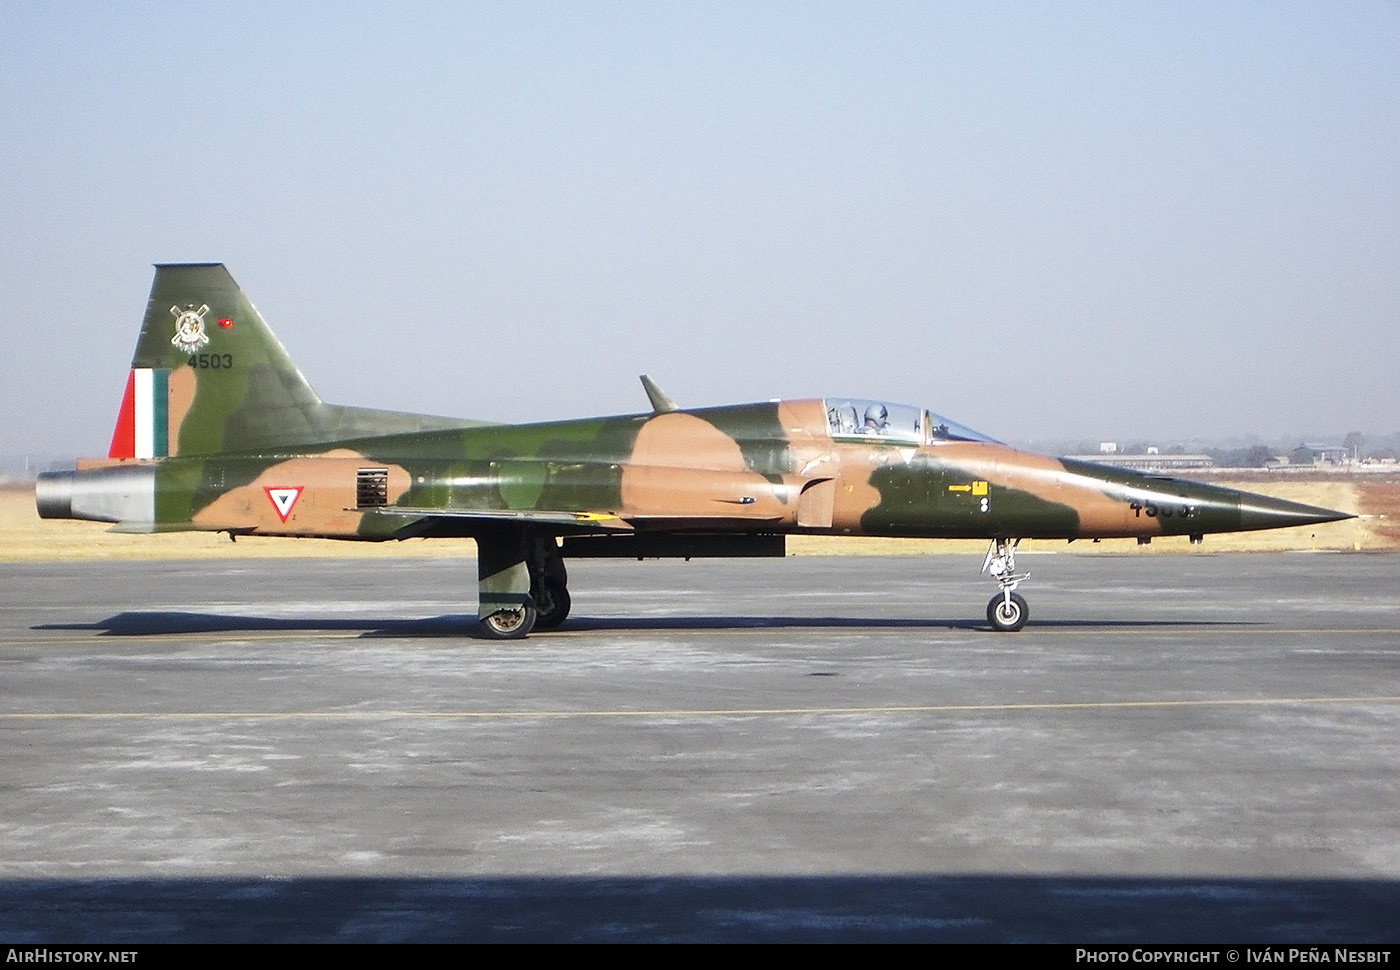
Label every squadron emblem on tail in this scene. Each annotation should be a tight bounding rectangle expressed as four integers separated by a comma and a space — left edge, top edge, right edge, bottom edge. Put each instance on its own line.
170, 304, 210, 353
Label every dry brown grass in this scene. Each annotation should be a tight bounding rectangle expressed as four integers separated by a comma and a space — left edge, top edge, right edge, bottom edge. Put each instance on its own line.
1361, 483, 1400, 545
1, 478, 1392, 563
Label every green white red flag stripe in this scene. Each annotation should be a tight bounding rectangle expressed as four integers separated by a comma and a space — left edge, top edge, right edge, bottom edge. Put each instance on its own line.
107, 369, 168, 459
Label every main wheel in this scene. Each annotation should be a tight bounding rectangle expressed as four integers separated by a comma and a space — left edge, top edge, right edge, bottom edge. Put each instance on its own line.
479, 604, 537, 640
987, 592, 1028, 632
531, 576, 572, 630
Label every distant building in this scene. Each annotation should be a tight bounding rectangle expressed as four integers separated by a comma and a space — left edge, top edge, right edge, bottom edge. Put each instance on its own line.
1099, 442, 1118, 454
1066, 453, 1214, 472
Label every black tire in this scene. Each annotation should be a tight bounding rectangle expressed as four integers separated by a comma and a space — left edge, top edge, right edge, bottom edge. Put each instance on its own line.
479, 604, 537, 640
987, 592, 1028, 632
532, 576, 572, 630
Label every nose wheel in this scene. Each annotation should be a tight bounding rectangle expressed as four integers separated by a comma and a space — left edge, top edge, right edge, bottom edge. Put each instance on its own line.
982, 538, 1030, 632
987, 591, 1028, 632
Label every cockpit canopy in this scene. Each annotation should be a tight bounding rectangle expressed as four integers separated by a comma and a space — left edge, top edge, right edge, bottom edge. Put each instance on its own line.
823, 399, 997, 446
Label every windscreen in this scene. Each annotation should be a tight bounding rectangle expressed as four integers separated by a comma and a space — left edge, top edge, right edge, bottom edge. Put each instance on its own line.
925, 411, 999, 444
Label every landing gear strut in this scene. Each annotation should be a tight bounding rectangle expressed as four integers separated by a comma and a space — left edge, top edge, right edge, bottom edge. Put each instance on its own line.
528, 536, 571, 630
982, 537, 1029, 632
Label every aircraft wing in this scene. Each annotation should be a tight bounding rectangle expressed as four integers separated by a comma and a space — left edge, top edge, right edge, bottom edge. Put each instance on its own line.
619, 514, 787, 530
368, 506, 785, 538
369, 507, 630, 536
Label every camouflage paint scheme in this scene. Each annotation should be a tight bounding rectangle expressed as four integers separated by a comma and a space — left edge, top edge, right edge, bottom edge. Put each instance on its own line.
37, 265, 1351, 637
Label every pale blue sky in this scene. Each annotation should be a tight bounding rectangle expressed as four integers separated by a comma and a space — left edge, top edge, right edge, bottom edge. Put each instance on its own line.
3, 2, 1397, 456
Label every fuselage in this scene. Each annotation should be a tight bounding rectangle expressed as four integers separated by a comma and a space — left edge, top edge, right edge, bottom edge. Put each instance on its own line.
37, 397, 1343, 543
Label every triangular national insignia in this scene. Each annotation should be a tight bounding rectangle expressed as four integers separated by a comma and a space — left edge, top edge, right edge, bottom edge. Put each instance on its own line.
264, 486, 303, 522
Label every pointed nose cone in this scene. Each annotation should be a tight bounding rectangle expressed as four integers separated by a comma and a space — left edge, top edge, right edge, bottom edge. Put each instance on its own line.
1237, 492, 1354, 532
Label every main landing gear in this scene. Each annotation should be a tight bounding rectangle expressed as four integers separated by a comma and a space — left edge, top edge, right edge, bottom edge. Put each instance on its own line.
476, 531, 572, 640
529, 537, 571, 631
982, 537, 1030, 632
480, 603, 537, 639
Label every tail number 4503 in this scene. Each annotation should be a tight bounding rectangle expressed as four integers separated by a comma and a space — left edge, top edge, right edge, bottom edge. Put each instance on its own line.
189, 353, 234, 369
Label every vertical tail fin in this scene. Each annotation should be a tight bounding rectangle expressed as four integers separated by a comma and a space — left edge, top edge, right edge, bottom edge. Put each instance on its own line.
107, 263, 324, 457
106, 263, 479, 459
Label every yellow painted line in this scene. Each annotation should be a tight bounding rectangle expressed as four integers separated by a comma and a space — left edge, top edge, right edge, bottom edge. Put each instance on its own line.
4, 695, 1399, 722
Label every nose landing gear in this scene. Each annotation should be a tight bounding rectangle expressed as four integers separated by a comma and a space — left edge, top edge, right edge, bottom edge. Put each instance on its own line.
982, 537, 1029, 632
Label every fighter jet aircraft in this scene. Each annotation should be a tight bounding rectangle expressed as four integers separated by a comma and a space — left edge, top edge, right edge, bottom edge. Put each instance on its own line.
37, 264, 1352, 637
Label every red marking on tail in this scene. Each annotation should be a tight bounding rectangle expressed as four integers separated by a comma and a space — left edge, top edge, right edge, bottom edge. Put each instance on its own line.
108, 371, 137, 459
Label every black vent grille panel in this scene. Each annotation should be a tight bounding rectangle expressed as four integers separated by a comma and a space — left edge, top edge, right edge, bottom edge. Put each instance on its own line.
357, 468, 389, 508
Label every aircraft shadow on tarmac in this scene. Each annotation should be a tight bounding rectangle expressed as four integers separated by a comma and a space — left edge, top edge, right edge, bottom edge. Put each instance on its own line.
0, 874, 1395, 942
35, 611, 1256, 638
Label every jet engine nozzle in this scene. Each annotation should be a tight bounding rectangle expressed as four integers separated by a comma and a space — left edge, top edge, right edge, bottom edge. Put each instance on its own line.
34, 465, 155, 525
35, 470, 74, 520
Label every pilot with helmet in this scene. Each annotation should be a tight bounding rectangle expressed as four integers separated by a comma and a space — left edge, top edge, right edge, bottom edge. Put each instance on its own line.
861, 403, 890, 435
